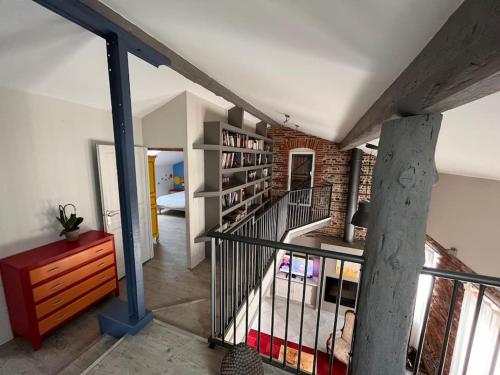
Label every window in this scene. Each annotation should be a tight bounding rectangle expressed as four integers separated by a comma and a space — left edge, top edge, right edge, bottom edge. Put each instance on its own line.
288, 150, 314, 191
450, 284, 500, 374
409, 245, 437, 348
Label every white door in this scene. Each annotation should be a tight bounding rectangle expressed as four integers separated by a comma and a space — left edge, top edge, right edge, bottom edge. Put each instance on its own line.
97, 144, 153, 279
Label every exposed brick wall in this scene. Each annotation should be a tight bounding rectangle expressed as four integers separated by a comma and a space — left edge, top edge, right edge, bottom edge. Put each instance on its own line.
268, 127, 374, 240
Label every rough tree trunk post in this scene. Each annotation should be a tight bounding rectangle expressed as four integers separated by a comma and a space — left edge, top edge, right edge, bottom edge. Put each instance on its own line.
350, 114, 442, 375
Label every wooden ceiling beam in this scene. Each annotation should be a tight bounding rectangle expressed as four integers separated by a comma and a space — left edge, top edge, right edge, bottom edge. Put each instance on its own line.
340, 0, 500, 150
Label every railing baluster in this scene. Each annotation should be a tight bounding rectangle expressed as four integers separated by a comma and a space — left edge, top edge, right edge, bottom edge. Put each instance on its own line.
297, 254, 310, 373
232, 240, 237, 346
346, 263, 363, 375
283, 251, 294, 367
270, 248, 277, 362
218, 240, 225, 337
461, 284, 485, 375
413, 276, 435, 375
313, 258, 326, 375
437, 280, 459, 375
257, 239, 262, 354
222, 240, 227, 340
210, 238, 217, 341
329, 260, 345, 375
245, 230, 249, 345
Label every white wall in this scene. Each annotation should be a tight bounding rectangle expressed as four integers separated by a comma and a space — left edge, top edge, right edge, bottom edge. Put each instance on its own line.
185, 92, 258, 267
427, 173, 500, 277
141, 93, 187, 149
0, 87, 143, 344
142, 91, 258, 269
155, 162, 173, 196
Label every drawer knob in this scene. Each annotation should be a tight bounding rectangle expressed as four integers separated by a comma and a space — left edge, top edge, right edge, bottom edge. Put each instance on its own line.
52, 299, 64, 306
95, 249, 105, 254
47, 267, 59, 273
51, 283, 62, 290
55, 314, 66, 321
98, 262, 105, 267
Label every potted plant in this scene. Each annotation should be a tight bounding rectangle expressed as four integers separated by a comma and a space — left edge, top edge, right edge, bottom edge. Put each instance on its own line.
56, 204, 84, 242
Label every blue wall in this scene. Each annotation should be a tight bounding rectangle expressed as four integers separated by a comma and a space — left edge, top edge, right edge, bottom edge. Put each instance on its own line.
173, 161, 184, 190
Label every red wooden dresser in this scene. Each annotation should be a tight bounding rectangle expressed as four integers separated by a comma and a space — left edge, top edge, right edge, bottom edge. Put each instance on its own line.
0, 231, 119, 350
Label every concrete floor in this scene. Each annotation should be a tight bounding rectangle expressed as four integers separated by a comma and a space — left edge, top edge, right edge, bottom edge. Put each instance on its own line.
85, 320, 285, 375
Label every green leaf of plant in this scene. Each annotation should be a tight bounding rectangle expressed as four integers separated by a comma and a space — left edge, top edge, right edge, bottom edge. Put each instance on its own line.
74, 217, 84, 227
66, 215, 77, 229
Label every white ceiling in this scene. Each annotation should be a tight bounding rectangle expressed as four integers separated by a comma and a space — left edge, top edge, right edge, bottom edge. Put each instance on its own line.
102, 0, 464, 140
0, 0, 234, 116
1, 0, 500, 180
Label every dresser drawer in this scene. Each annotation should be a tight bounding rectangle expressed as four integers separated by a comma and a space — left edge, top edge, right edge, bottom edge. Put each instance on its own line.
30, 240, 114, 285
35, 267, 116, 319
32, 254, 115, 303
38, 279, 116, 335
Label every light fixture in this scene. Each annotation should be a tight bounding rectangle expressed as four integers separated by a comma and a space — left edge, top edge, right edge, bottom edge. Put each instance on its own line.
351, 201, 370, 228
351, 144, 377, 228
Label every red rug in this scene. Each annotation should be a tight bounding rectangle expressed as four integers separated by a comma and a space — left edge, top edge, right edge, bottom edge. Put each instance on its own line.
247, 329, 347, 375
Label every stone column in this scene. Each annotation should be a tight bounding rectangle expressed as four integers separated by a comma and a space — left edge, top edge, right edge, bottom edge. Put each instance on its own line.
350, 114, 442, 375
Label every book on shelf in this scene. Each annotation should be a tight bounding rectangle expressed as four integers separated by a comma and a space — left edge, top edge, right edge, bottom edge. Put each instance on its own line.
222, 130, 268, 151
224, 209, 246, 223
223, 130, 248, 148
242, 187, 251, 200
256, 154, 264, 165
222, 176, 231, 187
243, 153, 253, 167
222, 152, 240, 169
222, 191, 239, 209
262, 168, 269, 177
248, 170, 257, 181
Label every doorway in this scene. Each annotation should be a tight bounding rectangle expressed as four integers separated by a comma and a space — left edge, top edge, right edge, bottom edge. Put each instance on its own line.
288, 149, 315, 190
147, 149, 187, 267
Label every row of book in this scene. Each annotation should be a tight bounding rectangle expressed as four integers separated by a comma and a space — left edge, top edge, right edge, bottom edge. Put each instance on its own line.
243, 153, 253, 167
223, 208, 246, 224
256, 154, 270, 166
248, 170, 258, 181
222, 191, 239, 209
222, 152, 240, 169
222, 130, 268, 151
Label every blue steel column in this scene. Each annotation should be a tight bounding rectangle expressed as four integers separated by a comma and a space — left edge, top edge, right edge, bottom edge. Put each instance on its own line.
106, 34, 145, 320
98, 34, 152, 336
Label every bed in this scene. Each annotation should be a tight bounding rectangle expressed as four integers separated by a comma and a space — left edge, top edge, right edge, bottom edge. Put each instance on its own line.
157, 191, 185, 212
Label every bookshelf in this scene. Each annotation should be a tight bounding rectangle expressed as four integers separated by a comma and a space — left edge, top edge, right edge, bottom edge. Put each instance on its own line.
194, 116, 273, 234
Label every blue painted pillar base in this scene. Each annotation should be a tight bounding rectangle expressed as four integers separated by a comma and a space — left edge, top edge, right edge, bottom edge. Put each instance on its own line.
98, 298, 153, 338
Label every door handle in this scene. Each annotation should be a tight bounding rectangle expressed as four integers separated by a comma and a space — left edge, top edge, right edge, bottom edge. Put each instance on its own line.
105, 210, 120, 217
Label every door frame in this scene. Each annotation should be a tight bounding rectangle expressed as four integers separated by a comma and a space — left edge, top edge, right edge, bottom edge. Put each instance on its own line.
287, 148, 315, 191
96, 144, 154, 276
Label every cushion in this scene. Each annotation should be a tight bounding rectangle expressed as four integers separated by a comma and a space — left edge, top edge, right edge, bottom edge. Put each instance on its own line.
220, 343, 264, 375
333, 338, 351, 365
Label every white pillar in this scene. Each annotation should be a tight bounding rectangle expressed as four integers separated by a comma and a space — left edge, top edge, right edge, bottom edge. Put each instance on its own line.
351, 114, 442, 375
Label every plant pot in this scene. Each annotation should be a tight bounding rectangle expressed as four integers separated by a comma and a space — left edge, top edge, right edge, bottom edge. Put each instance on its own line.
64, 229, 80, 242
